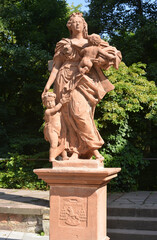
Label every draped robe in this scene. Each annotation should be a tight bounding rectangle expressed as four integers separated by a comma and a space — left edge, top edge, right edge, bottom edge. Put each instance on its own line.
52, 38, 121, 158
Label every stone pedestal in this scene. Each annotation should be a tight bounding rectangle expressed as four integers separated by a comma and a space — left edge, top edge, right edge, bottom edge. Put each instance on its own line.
34, 160, 121, 240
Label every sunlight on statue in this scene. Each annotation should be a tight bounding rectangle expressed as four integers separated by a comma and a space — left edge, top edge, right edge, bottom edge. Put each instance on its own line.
42, 12, 122, 162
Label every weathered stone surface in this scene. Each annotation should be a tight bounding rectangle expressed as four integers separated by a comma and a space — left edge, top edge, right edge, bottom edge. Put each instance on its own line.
34, 161, 121, 240
41, 12, 122, 162
0, 214, 43, 233
36, 11, 122, 240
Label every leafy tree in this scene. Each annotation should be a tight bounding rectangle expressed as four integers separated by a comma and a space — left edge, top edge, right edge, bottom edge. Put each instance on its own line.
0, 0, 69, 51
86, 0, 157, 82
0, 0, 156, 191
0, 153, 51, 189
86, 0, 157, 36
67, 2, 83, 14
95, 62, 157, 190
84, 4, 156, 190
0, 0, 69, 156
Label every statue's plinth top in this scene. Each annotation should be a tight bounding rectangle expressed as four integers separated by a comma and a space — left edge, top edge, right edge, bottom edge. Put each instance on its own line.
52, 159, 104, 168
34, 160, 121, 187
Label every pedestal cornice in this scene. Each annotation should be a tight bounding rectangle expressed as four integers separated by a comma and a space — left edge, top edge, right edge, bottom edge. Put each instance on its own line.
34, 160, 121, 187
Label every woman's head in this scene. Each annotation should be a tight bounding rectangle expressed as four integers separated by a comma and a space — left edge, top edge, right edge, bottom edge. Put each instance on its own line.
67, 12, 88, 38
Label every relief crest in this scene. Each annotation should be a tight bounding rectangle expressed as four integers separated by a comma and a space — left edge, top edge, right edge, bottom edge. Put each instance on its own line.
59, 197, 87, 227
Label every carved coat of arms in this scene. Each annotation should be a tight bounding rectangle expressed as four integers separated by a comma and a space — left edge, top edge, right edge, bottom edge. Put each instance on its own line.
59, 197, 87, 227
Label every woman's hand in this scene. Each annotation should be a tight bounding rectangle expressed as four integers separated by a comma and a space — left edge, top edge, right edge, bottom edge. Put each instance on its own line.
60, 92, 71, 105
41, 86, 49, 99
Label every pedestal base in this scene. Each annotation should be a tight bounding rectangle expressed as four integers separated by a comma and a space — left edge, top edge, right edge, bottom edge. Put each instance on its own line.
34, 160, 121, 240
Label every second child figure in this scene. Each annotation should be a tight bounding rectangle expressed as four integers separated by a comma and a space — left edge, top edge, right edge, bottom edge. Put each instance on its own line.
42, 92, 70, 161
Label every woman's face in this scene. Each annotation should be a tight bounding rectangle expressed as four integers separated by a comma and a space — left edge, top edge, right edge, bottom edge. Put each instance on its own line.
70, 16, 84, 35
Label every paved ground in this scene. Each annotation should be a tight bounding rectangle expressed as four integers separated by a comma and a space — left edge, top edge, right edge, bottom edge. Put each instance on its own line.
0, 188, 157, 239
0, 188, 156, 212
0, 188, 49, 215
108, 191, 157, 208
0, 230, 49, 240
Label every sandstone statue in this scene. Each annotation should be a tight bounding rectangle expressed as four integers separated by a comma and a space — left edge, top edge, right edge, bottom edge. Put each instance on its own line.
42, 12, 122, 162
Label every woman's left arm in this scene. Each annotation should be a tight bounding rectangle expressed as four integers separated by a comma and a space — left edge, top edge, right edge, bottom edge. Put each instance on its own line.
42, 56, 62, 98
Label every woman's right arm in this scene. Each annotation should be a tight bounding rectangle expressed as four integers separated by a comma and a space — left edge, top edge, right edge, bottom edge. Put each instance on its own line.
42, 56, 62, 98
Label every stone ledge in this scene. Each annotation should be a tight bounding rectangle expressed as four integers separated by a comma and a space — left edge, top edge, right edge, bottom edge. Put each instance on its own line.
34, 167, 121, 186
0, 206, 49, 215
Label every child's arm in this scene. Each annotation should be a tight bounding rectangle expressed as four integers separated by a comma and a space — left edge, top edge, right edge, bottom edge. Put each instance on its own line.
49, 103, 62, 116
49, 93, 71, 115
98, 47, 116, 61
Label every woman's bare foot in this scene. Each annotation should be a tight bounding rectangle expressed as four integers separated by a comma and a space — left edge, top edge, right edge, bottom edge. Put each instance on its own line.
93, 150, 104, 162
62, 150, 69, 160
49, 158, 55, 162
62, 156, 69, 160
96, 155, 104, 163
69, 152, 79, 160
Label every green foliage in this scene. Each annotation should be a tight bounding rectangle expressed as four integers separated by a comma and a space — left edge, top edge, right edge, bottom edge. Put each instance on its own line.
0, 154, 50, 189
86, 0, 157, 83
0, 42, 50, 156
0, 1, 85, 157
86, 0, 157, 36
95, 62, 157, 191
111, 22, 157, 83
0, 0, 69, 157
1, 1, 157, 192
0, 0, 69, 51
67, 3, 83, 15
38, 232, 45, 236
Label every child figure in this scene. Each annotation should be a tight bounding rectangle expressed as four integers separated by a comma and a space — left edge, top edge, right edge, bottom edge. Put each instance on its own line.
42, 92, 69, 161
78, 34, 118, 74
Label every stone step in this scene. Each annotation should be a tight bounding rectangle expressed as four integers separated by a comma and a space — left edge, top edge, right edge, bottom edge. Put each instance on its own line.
108, 206, 157, 218
108, 229, 157, 240
108, 216, 157, 231
0, 189, 156, 238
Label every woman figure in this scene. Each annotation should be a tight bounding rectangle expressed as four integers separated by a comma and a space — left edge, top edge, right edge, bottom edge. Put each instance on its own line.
42, 12, 121, 161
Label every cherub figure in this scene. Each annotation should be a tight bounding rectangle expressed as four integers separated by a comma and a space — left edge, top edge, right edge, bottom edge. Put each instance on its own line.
78, 34, 119, 74
42, 92, 70, 161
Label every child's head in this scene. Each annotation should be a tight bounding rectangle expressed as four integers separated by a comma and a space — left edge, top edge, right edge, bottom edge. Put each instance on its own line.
42, 92, 56, 108
88, 34, 101, 46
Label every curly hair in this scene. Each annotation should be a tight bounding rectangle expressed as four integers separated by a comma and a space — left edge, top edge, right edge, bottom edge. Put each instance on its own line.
88, 34, 101, 46
66, 12, 88, 39
42, 92, 56, 107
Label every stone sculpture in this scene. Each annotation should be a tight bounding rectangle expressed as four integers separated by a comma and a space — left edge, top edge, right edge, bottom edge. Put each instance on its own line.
42, 91, 70, 161
42, 12, 122, 162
